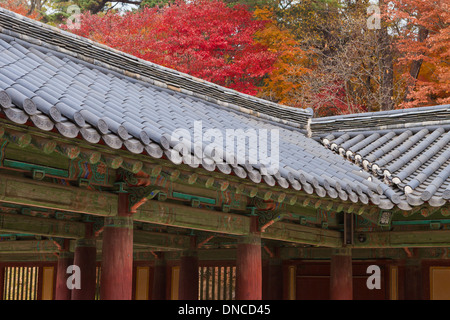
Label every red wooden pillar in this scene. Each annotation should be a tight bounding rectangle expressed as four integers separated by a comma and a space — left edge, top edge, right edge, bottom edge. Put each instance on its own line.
152, 253, 167, 300
266, 258, 283, 300
71, 238, 97, 300
100, 193, 134, 300
55, 245, 74, 300
404, 256, 422, 300
0, 263, 4, 300
179, 237, 198, 300
330, 248, 353, 300
236, 217, 262, 300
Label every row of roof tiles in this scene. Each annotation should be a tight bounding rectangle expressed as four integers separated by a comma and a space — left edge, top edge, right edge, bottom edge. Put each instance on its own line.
322, 125, 450, 208
0, 8, 313, 129
0, 8, 449, 213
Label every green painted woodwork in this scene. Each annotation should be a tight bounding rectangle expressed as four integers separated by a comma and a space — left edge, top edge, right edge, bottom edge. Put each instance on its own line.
353, 229, 450, 248
3, 141, 70, 170
133, 230, 191, 250
262, 221, 342, 248
2, 119, 450, 259
0, 211, 86, 238
0, 174, 117, 216
172, 191, 216, 205
4, 131, 31, 148
0, 240, 59, 253
3, 159, 69, 177
0, 253, 58, 262
134, 200, 251, 236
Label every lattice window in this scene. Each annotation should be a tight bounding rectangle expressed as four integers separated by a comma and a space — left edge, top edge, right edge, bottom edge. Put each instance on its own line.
3, 266, 39, 300
199, 266, 235, 300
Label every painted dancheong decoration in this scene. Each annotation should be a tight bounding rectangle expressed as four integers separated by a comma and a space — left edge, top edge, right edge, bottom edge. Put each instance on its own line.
0, 7, 449, 301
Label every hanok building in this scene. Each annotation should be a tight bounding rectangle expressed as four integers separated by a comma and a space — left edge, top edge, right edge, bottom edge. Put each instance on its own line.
0, 8, 449, 301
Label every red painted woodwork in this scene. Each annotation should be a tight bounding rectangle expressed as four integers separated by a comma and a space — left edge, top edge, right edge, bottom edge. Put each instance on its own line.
236, 236, 262, 300
236, 217, 262, 300
178, 254, 199, 300
330, 252, 353, 300
296, 261, 389, 300
352, 264, 387, 300
152, 258, 167, 300
0, 264, 4, 300
266, 259, 283, 300
100, 193, 134, 300
100, 223, 134, 299
71, 240, 97, 300
55, 252, 74, 300
404, 259, 423, 300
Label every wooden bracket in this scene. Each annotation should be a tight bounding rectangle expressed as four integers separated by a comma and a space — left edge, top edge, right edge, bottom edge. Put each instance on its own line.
259, 212, 290, 232
128, 185, 161, 213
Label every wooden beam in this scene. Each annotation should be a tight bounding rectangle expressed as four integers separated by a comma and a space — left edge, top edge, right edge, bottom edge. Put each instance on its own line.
0, 253, 58, 262
353, 229, 450, 248
0, 212, 86, 239
261, 221, 343, 248
0, 240, 59, 253
0, 174, 343, 247
133, 230, 191, 250
134, 200, 251, 236
0, 174, 117, 216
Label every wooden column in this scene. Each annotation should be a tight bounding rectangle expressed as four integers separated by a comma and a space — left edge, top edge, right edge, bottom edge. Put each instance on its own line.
100, 193, 134, 300
330, 248, 353, 300
404, 256, 422, 300
71, 238, 97, 300
266, 257, 283, 300
236, 216, 262, 300
55, 246, 74, 300
152, 253, 167, 300
0, 263, 4, 300
178, 238, 198, 300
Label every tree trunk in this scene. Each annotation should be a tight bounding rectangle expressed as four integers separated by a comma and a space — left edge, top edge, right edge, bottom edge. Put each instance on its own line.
403, 26, 429, 102
378, 13, 394, 111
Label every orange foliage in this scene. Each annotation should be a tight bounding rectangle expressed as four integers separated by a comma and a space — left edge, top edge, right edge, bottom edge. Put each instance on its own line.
0, 0, 40, 20
387, 0, 450, 107
253, 7, 312, 108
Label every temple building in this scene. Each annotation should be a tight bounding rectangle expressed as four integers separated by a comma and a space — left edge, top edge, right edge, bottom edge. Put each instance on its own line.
0, 8, 449, 300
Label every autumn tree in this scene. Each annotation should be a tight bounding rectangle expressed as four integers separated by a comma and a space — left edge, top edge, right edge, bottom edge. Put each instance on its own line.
252, 0, 418, 115
387, 0, 450, 107
0, 0, 42, 18
63, 0, 276, 95
253, 7, 312, 108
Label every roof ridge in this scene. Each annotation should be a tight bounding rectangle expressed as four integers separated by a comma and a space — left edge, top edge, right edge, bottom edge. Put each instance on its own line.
310, 104, 450, 135
0, 8, 313, 129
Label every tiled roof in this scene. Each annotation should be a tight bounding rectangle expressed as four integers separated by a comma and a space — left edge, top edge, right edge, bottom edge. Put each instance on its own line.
310, 104, 450, 134
0, 8, 312, 129
318, 109, 450, 209
0, 8, 449, 212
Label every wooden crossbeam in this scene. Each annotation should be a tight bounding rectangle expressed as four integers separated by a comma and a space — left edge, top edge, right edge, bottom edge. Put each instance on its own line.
0, 212, 86, 239
0, 240, 59, 253
353, 229, 450, 248
132, 230, 191, 250
134, 200, 251, 236
0, 231, 192, 255
0, 173, 345, 247
261, 221, 343, 248
0, 174, 117, 216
